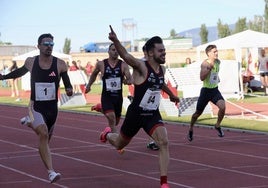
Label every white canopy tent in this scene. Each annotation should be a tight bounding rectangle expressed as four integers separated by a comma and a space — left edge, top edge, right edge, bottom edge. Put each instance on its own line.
196, 30, 268, 62
12, 49, 72, 62
196, 30, 268, 99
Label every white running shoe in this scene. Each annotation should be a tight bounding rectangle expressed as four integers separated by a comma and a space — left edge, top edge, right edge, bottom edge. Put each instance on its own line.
20, 116, 31, 126
48, 171, 61, 183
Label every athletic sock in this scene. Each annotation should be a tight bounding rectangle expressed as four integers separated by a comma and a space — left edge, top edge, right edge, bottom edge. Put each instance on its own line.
160, 176, 167, 185
48, 170, 54, 174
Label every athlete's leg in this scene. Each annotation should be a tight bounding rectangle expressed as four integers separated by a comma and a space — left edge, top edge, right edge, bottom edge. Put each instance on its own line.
104, 111, 117, 133
189, 110, 202, 132
215, 99, 226, 128
34, 124, 54, 171
151, 126, 169, 176
189, 88, 208, 132
264, 75, 268, 95
107, 132, 130, 150
151, 125, 170, 186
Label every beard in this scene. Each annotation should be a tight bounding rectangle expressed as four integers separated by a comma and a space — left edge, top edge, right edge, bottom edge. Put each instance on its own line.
154, 56, 165, 64
43, 49, 52, 57
112, 54, 119, 60
46, 51, 52, 56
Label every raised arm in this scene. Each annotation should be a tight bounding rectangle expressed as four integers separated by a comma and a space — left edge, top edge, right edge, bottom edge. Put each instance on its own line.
200, 60, 213, 81
108, 25, 143, 70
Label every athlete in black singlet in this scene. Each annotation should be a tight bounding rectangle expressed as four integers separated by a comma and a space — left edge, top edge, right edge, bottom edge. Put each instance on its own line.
120, 60, 165, 138
99, 26, 180, 188
85, 44, 132, 133
0, 33, 73, 183
101, 58, 124, 120
141, 45, 160, 151
30, 56, 59, 134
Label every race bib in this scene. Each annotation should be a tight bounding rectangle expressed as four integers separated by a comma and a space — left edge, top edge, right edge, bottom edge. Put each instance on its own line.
139, 89, 161, 110
209, 72, 219, 84
105, 77, 121, 91
35, 82, 56, 101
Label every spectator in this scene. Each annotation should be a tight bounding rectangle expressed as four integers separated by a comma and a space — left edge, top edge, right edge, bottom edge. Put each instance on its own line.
69, 60, 82, 93
9, 61, 21, 101
258, 49, 268, 96
1, 65, 10, 87
85, 61, 94, 79
185, 57, 191, 65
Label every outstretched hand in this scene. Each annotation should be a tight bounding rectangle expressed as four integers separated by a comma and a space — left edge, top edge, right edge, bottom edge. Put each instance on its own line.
85, 86, 91, 94
108, 25, 117, 41
170, 95, 180, 104
65, 88, 73, 96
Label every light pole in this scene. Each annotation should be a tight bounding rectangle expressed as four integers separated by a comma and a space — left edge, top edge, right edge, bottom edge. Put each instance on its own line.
122, 18, 137, 52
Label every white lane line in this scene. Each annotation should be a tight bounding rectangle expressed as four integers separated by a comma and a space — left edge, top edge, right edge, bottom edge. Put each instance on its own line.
0, 138, 193, 188
226, 100, 268, 119
0, 164, 68, 188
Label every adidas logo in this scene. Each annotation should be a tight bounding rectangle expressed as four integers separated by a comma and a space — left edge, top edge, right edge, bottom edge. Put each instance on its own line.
49, 71, 56, 76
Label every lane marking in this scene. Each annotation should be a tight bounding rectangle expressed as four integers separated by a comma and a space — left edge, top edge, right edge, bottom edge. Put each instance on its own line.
226, 100, 268, 120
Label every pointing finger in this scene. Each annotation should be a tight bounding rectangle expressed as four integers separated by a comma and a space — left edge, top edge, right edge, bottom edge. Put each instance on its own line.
109, 25, 114, 33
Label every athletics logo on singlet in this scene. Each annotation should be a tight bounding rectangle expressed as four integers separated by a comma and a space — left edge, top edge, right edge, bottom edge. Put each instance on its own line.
49, 71, 56, 76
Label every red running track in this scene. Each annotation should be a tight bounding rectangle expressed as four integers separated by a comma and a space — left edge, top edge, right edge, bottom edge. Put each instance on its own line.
1, 104, 268, 188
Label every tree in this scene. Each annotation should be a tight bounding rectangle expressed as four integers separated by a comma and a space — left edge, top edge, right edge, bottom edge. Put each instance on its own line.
0, 41, 12, 45
63, 38, 71, 54
233, 17, 248, 34
264, 0, 268, 33
170, 29, 177, 38
199, 24, 208, 44
0, 33, 12, 45
248, 15, 264, 32
217, 19, 231, 38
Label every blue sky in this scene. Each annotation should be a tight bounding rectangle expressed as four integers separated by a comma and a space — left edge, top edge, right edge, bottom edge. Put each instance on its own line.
0, 0, 265, 52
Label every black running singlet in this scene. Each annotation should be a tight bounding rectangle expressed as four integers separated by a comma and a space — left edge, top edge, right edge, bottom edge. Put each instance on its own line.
31, 56, 59, 102
101, 59, 123, 97
132, 61, 165, 111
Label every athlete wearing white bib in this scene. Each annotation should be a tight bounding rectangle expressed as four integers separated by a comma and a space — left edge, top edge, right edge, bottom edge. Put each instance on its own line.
100, 26, 180, 188
0, 33, 73, 183
121, 60, 164, 136
188, 45, 225, 142
85, 44, 133, 133
29, 56, 60, 133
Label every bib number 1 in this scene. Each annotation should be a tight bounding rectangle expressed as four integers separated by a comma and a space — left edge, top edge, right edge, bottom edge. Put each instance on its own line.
35, 82, 56, 101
